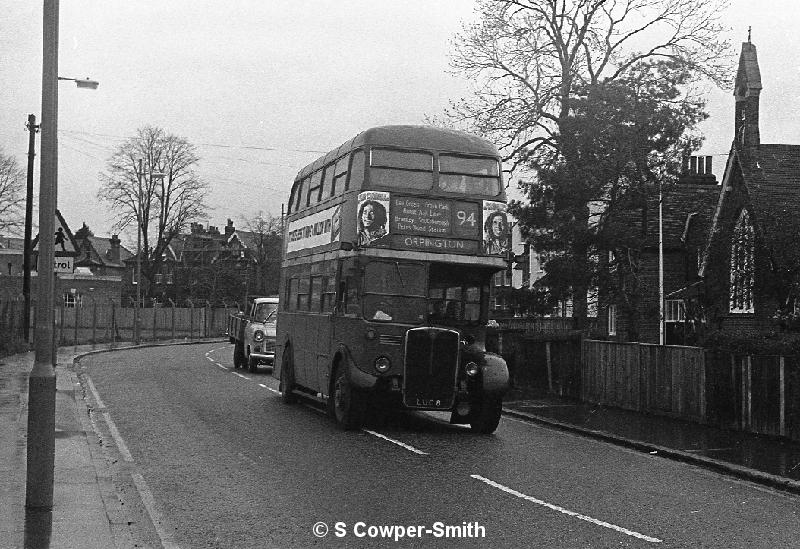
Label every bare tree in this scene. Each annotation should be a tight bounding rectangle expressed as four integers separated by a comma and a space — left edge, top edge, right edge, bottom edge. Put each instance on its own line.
440, 0, 732, 325
443, 0, 732, 171
239, 211, 284, 296
0, 147, 25, 235
98, 126, 209, 293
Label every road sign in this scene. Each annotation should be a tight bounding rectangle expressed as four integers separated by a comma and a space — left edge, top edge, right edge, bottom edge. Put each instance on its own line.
53, 256, 74, 273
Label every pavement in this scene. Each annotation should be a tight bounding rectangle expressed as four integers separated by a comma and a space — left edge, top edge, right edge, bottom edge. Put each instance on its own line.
0, 340, 215, 549
502, 390, 800, 493
2, 343, 800, 549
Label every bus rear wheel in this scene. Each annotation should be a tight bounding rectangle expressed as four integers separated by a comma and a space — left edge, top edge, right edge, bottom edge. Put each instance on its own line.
328, 366, 365, 430
469, 394, 503, 434
279, 347, 297, 404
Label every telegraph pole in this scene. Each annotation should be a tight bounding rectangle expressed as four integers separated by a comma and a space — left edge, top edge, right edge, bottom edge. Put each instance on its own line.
23, 114, 39, 342
26, 0, 58, 510
135, 159, 143, 344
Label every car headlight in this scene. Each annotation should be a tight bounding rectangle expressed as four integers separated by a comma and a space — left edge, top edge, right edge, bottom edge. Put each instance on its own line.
374, 356, 391, 373
253, 330, 265, 342
464, 361, 480, 377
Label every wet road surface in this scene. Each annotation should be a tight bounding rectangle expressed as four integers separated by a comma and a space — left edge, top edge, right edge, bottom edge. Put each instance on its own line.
76, 343, 800, 548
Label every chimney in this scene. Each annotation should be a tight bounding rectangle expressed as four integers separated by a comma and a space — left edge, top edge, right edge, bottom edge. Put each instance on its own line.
109, 234, 121, 262
225, 219, 235, 237
680, 155, 717, 185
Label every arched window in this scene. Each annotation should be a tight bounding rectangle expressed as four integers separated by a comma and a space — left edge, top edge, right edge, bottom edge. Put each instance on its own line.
730, 209, 754, 313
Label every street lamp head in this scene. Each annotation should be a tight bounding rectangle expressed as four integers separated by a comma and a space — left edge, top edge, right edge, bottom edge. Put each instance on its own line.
75, 78, 99, 89
57, 76, 99, 90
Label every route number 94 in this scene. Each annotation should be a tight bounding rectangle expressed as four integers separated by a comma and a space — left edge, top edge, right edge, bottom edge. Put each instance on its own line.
456, 210, 476, 226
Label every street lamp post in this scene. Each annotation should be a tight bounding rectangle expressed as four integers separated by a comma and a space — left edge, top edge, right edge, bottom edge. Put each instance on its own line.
26, 0, 98, 510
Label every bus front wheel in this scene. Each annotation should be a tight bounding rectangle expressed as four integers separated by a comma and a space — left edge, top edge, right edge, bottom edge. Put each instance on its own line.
328, 366, 365, 430
469, 394, 503, 434
279, 348, 297, 404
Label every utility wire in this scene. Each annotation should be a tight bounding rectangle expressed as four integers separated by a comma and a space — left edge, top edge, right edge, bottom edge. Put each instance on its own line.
58, 129, 327, 155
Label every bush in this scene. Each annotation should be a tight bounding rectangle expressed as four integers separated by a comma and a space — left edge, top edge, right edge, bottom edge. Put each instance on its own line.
701, 328, 800, 356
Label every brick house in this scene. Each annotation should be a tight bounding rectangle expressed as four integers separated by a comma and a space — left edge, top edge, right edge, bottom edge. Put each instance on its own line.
0, 213, 131, 307
597, 170, 720, 344
694, 41, 800, 335
147, 219, 281, 304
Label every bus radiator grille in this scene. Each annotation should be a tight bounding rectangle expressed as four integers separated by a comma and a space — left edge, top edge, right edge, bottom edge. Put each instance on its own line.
402, 328, 459, 409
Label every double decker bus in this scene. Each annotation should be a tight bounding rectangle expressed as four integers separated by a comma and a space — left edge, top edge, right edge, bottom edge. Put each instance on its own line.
275, 125, 510, 433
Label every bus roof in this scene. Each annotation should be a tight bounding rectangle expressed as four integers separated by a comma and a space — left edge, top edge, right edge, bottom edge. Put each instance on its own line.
295, 125, 500, 181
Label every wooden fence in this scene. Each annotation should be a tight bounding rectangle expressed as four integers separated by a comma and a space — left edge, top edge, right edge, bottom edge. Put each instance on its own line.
495, 331, 800, 442
0, 296, 234, 346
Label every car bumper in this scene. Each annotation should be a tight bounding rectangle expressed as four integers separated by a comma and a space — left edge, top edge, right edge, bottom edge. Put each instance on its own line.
249, 352, 275, 364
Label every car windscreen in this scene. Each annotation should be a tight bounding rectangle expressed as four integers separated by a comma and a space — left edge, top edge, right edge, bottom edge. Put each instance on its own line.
254, 303, 278, 322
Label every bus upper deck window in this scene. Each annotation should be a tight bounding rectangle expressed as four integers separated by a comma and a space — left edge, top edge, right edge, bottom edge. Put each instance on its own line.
307, 170, 323, 206
293, 179, 306, 212
369, 148, 433, 190
347, 150, 365, 191
322, 163, 335, 198
371, 149, 433, 171
438, 155, 501, 196
331, 155, 348, 196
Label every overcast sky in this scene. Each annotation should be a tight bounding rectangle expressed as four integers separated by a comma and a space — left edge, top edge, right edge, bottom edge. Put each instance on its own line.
2, 1, 799, 245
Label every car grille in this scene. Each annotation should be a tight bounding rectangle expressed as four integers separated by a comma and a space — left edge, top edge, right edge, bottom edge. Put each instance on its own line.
403, 327, 459, 409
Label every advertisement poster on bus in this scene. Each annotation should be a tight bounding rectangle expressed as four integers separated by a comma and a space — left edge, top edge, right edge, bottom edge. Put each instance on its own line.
357, 191, 390, 247
286, 204, 341, 253
482, 200, 509, 255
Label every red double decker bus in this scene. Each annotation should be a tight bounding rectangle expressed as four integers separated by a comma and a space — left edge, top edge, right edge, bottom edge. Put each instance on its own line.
275, 125, 510, 433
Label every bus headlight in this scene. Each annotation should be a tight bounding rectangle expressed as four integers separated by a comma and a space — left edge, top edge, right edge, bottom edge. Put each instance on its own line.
464, 361, 480, 377
365, 328, 377, 340
253, 330, 265, 342
374, 356, 391, 373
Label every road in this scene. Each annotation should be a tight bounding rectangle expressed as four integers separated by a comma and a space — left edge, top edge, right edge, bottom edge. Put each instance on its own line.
76, 342, 800, 548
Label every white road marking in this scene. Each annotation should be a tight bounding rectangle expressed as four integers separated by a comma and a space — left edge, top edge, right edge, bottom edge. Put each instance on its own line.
257, 383, 281, 395
363, 430, 428, 455
84, 374, 180, 548
86, 376, 135, 462
131, 472, 182, 549
205, 356, 214, 361
215, 363, 227, 371
103, 412, 134, 462
85, 375, 107, 409
234, 372, 248, 379
471, 475, 662, 543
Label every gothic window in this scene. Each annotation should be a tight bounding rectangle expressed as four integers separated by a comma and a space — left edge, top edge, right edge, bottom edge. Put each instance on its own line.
729, 209, 754, 313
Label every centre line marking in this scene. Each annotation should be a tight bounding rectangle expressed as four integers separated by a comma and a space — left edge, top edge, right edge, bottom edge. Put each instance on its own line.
363, 430, 428, 455
471, 475, 663, 543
